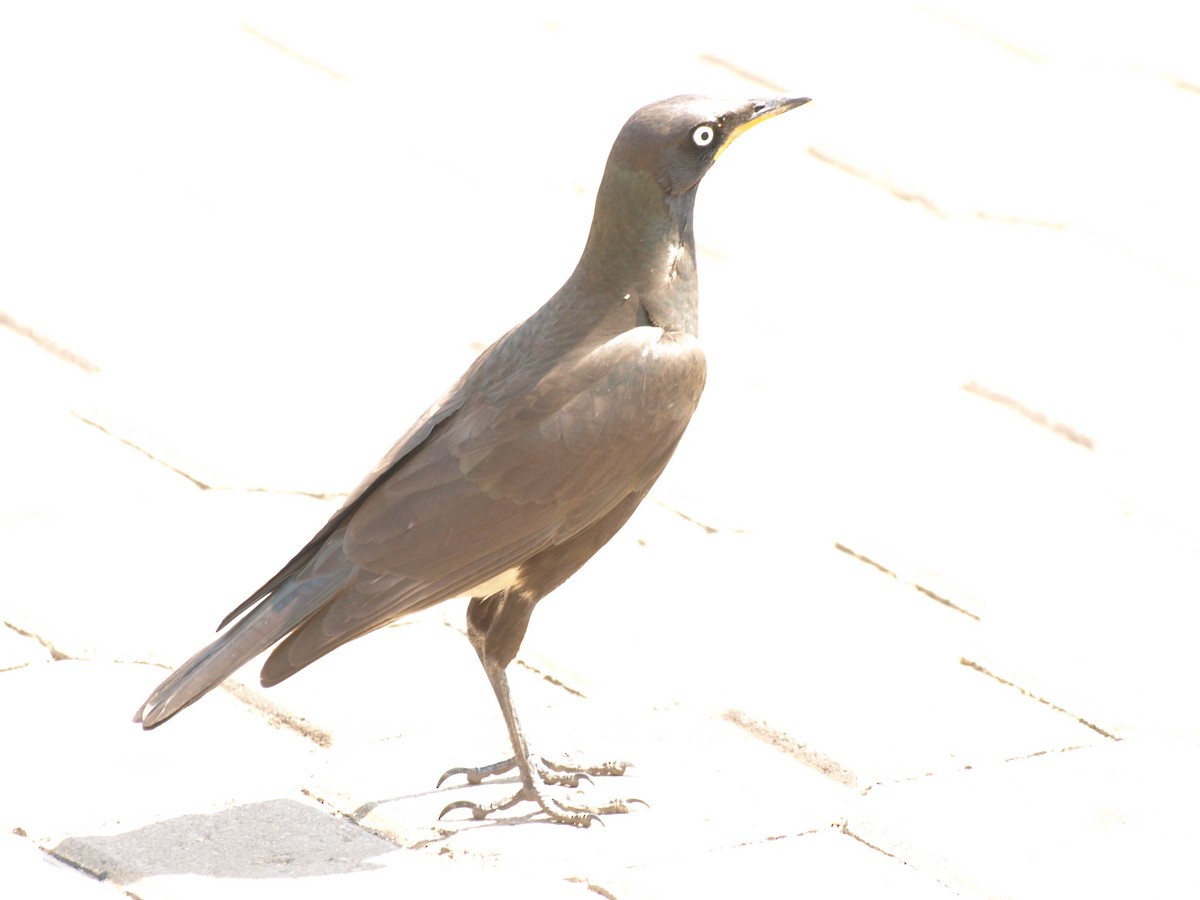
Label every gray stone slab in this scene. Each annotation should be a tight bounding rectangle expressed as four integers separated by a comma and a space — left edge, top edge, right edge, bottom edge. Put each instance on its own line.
49, 798, 585, 900
50, 799, 397, 884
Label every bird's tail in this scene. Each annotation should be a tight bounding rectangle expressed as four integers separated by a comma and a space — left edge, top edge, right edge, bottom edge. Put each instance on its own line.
133, 573, 344, 729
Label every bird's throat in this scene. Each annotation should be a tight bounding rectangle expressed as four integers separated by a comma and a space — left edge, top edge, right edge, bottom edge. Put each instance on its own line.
576, 167, 700, 336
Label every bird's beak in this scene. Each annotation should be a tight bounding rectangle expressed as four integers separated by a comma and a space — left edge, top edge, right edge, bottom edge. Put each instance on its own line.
716, 95, 811, 159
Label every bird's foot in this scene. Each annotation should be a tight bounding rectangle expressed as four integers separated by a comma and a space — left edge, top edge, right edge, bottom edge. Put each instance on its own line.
437, 755, 642, 827
437, 755, 628, 789
438, 779, 644, 827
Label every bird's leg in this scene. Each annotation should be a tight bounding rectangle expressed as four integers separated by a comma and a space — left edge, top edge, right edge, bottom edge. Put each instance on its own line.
438, 657, 637, 826
437, 592, 643, 826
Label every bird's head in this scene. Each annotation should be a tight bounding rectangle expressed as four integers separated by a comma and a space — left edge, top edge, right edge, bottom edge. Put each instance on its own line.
608, 94, 811, 196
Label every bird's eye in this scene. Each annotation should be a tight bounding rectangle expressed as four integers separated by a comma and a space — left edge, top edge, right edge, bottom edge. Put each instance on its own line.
692, 124, 715, 147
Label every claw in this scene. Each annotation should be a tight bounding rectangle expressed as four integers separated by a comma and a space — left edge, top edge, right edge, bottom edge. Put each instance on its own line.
434, 753, 642, 826
439, 794, 524, 822
437, 757, 519, 788
438, 790, 600, 827
437, 755, 628, 789
543, 769, 593, 788
543, 758, 631, 778
438, 799, 482, 821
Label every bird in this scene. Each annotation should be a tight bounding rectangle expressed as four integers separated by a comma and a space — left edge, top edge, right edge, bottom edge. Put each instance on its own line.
135, 93, 811, 826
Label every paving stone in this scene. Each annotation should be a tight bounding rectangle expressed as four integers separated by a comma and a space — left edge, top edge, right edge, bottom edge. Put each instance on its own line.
848, 738, 1200, 898
1, 623, 53, 670
0, 660, 318, 839
2, 832, 122, 899
0, 452, 336, 666
591, 828, 964, 899
824, 380, 1200, 741
523, 522, 1102, 788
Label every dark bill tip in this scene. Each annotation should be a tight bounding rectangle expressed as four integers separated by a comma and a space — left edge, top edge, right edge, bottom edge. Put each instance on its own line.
753, 96, 812, 117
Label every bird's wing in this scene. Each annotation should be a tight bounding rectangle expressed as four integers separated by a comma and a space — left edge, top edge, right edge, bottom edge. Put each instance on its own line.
215, 389, 468, 630
346, 325, 705, 575
258, 326, 705, 675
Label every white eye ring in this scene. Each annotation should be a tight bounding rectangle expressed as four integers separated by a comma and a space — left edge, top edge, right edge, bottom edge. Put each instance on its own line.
692, 124, 715, 147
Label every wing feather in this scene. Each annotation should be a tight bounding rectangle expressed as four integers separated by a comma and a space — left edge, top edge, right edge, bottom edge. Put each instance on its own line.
264, 328, 704, 674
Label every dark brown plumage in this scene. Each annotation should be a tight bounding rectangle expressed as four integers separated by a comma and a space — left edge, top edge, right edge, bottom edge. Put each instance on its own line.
135, 93, 810, 825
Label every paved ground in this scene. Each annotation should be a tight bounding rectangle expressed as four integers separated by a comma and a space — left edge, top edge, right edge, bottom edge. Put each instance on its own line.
3, 1, 1199, 897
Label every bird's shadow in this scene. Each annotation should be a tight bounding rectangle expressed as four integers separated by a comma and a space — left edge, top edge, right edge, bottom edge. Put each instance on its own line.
52, 799, 397, 885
